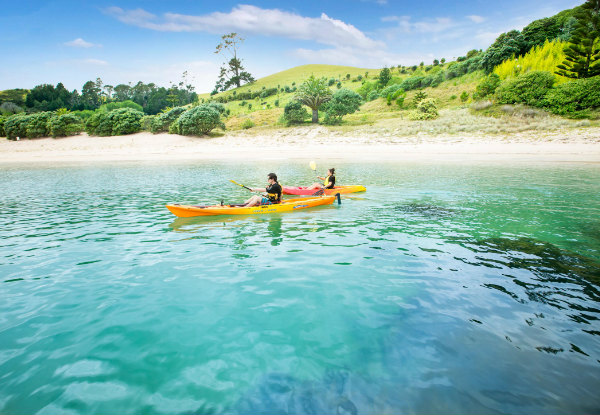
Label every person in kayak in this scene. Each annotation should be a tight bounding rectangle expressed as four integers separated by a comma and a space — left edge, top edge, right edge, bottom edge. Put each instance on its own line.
307, 168, 336, 191
243, 173, 282, 207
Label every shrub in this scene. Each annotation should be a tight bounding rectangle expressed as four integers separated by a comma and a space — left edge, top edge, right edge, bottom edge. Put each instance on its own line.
408, 98, 439, 120
172, 105, 224, 136
151, 106, 186, 133
4, 114, 31, 140
545, 77, 600, 117
241, 119, 255, 129
367, 90, 379, 101
141, 115, 155, 131
0, 101, 24, 116
495, 71, 555, 107
392, 89, 406, 107
460, 91, 469, 102
322, 88, 363, 124
99, 100, 143, 113
274, 99, 279, 107
26, 112, 53, 138
86, 108, 144, 136
0, 116, 5, 137
474, 74, 501, 99
450, 95, 457, 100
47, 113, 84, 137
283, 101, 309, 125
413, 91, 427, 106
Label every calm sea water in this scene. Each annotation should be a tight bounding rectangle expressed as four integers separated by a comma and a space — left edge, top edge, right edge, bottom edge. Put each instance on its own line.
1, 161, 599, 415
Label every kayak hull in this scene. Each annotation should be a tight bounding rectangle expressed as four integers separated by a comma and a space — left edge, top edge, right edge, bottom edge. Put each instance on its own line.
166, 195, 337, 217
282, 185, 366, 195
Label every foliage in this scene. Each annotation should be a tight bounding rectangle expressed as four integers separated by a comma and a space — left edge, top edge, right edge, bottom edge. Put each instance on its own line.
408, 98, 439, 120
545, 76, 600, 116
494, 40, 567, 81
81, 80, 102, 110
150, 106, 187, 133
86, 108, 144, 136
378, 67, 392, 87
4, 114, 31, 140
24, 83, 74, 111
480, 30, 529, 73
214, 33, 255, 92
0, 102, 24, 115
357, 81, 379, 99
282, 101, 309, 125
474, 73, 501, 99
555, 0, 600, 78
495, 71, 556, 106
413, 91, 428, 106
241, 119, 255, 129
47, 113, 84, 137
172, 105, 224, 136
295, 75, 332, 123
0, 89, 28, 107
141, 115, 155, 131
322, 89, 363, 124
460, 91, 469, 102
366, 90, 379, 101
0, 116, 5, 137
25, 112, 53, 138
99, 100, 144, 112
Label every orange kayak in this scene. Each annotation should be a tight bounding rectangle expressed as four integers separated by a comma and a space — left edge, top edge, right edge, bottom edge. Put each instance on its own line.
166, 195, 340, 217
282, 185, 366, 195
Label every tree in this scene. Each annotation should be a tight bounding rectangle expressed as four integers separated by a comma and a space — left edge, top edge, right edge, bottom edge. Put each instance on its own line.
81, 80, 101, 110
214, 33, 255, 92
295, 76, 332, 123
322, 89, 363, 124
556, 0, 600, 79
433, 59, 439, 66
378, 67, 392, 87
474, 73, 501, 99
480, 30, 529, 73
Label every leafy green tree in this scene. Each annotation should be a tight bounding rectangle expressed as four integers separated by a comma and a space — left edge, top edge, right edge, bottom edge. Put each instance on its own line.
0, 89, 28, 107
295, 75, 332, 123
113, 84, 132, 101
378, 67, 392, 87
214, 33, 255, 92
0, 102, 23, 115
151, 107, 187, 133
81, 80, 101, 110
322, 89, 363, 124
172, 105, 224, 136
474, 73, 501, 99
480, 30, 529, 73
556, 0, 600, 78
282, 101, 309, 125
433, 59, 439, 66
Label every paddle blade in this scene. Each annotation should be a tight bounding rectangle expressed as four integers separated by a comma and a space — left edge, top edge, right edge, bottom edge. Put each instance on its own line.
309, 161, 317, 171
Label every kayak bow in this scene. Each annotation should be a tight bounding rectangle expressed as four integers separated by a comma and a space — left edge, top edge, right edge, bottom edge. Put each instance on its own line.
282, 185, 366, 195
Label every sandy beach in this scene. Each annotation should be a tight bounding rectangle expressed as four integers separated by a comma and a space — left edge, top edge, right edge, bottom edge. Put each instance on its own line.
1, 126, 600, 164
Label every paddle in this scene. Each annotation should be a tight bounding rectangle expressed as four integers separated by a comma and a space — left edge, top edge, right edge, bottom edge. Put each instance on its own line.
230, 179, 260, 193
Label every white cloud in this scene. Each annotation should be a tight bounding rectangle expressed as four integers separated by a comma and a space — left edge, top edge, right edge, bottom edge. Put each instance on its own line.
82, 59, 108, 65
467, 15, 485, 23
104, 5, 383, 50
380, 16, 455, 33
64, 38, 101, 48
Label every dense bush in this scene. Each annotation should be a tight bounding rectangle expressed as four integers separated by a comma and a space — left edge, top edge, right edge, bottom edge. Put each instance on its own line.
4, 114, 31, 140
545, 77, 600, 117
141, 115, 155, 131
26, 112, 53, 138
495, 71, 555, 107
474, 73, 501, 99
366, 90, 379, 101
322, 89, 363, 124
282, 101, 309, 125
408, 98, 439, 120
86, 108, 144, 136
172, 105, 224, 135
47, 113, 84, 137
241, 119, 255, 129
151, 106, 186, 133
0, 102, 24, 116
0, 116, 5, 137
99, 100, 144, 112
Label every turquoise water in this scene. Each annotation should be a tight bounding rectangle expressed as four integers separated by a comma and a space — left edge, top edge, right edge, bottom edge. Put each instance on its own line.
1, 161, 599, 414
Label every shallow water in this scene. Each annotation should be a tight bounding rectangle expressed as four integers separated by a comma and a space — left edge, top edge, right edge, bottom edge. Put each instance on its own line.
1, 161, 599, 414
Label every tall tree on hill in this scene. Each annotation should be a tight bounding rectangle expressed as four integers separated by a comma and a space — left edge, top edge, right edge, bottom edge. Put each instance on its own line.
295, 75, 332, 123
378, 67, 392, 87
556, 0, 600, 79
213, 33, 255, 93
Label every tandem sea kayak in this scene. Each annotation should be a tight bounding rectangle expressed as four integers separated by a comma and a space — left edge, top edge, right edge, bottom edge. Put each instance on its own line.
166, 195, 340, 217
282, 185, 366, 195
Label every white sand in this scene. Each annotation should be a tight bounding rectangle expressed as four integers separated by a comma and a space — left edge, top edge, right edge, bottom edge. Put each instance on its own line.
1, 127, 600, 164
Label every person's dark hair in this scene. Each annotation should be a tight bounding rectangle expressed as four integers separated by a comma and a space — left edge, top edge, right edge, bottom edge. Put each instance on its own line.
329, 168, 335, 175
267, 173, 277, 181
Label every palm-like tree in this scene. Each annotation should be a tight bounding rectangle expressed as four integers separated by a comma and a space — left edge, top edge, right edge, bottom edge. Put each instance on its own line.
295, 75, 332, 123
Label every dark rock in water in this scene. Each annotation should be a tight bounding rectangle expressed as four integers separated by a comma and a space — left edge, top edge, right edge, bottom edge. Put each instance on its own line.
233, 371, 359, 415
394, 203, 457, 219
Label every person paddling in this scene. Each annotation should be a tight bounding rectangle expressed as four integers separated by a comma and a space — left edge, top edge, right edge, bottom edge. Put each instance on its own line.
243, 173, 282, 207
307, 168, 336, 191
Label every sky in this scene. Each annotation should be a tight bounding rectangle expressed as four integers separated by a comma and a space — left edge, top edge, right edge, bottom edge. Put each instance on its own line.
0, 0, 581, 93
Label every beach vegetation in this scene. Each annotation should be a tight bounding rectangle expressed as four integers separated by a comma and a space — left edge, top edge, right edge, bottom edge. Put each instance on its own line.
150, 106, 187, 133
0, 102, 24, 116
460, 91, 469, 102
213, 33, 255, 93
322, 88, 363, 124
0, 89, 28, 107
85, 108, 144, 136
141, 115, 155, 131
474, 73, 501, 99
99, 100, 144, 113
4, 114, 31, 140
47, 113, 84, 138
494, 40, 567, 81
171, 105, 225, 136
378, 67, 392, 87
0, 116, 5, 137
282, 101, 309, 125
25, 83, 74, 112
295, 75, 332, 123
408, 98, 439, 120
241, 119, 255, 129
495, 71, 556, 106
555, 0, 600, 79
545, 76, 600, 117
25, 112, 53, 138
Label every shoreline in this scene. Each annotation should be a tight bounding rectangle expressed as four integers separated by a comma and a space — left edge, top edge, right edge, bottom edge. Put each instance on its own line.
1, 129, 600, 165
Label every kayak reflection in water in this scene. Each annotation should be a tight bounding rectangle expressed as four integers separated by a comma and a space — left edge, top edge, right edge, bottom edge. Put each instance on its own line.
306, 168, 336, 191
243, 173, 283, 207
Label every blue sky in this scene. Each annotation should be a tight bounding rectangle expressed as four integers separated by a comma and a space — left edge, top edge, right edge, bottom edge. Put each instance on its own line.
0, 0, 581, 93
